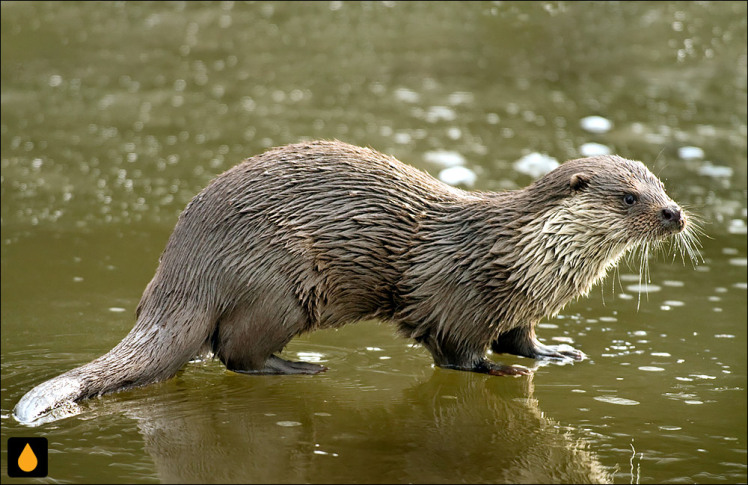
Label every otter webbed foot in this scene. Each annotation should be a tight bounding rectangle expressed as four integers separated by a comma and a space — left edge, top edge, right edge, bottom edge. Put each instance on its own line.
491, 326, 585, 362
530, 342, 585, 361
230, 355, 328, 375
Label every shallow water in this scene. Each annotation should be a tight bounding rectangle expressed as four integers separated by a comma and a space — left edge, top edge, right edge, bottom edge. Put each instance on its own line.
1, 2, 746, 483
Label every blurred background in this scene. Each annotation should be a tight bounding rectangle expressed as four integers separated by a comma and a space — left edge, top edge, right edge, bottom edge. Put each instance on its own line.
2, 2, 746, 483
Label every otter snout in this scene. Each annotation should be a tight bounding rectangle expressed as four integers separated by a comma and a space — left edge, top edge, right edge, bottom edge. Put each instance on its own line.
659, 204, 686, 233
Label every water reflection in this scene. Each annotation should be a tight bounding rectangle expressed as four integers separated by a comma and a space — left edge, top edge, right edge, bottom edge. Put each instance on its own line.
113, 370, 611, 484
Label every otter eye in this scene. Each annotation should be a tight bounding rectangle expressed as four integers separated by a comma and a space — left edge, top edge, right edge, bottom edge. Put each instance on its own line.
623, 193, 638, 206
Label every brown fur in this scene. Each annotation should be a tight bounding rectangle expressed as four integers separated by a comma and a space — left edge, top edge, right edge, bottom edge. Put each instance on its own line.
14, 140, 689, 423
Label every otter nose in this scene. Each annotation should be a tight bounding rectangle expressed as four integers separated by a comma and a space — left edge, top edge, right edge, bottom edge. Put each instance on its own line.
660, 205, 685, 231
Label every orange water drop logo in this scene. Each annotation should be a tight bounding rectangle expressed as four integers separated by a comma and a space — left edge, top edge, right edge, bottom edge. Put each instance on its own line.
18, 443, 38, 472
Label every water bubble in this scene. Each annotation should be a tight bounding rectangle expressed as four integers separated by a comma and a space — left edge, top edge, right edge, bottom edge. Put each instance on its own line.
447, 91, 474, 105
423, 150, 465, 167
276, 421, 302, 427
447, 127, 462, 140
698, 162, 733, 178
638, 366, 665, 372
296, 351, 324, 363
49, 74, 63, 87
593, 395, 639, 405
626, 283, 661, 293
424, 106, 456, 123
394, 87, 420, 103
677, 146, 704, 160
513, 152, 559, 178
579, 142, 612, 156
438, 166, 476, 187
393, 132, 411, 144
580, 115, 613, 134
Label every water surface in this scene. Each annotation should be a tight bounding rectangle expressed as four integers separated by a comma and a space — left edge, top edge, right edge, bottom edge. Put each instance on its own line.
2, 2, 746, 483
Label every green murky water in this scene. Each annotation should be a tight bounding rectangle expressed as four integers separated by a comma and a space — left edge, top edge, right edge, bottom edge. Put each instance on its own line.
2, 2, 746, 483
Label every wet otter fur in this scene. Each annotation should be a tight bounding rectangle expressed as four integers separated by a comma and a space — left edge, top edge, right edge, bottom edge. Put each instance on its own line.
14, 140, 697, 423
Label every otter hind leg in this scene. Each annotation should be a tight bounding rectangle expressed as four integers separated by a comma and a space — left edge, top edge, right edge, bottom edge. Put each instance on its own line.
491, 326, 585, 361
212, 295, 327, 375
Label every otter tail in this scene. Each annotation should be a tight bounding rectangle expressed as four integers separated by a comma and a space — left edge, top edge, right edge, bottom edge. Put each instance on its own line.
13, 305, 214, 425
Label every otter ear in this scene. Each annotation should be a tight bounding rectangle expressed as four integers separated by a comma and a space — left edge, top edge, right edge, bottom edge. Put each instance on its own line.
570, 173, 590, 193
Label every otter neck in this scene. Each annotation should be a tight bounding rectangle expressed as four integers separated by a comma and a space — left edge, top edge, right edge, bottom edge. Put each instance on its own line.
489, 196, 629, 326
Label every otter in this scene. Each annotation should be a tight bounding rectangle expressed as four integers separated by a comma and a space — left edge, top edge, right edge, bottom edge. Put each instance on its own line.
14, 140, 699, 423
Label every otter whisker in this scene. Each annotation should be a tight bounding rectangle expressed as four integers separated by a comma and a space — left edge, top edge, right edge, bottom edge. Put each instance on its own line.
636, 242, 651, 311
680, 221, 705, 266
679, 204, 706, 265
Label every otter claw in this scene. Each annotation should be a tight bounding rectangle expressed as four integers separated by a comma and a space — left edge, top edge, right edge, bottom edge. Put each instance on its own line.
535, 343, 585, 361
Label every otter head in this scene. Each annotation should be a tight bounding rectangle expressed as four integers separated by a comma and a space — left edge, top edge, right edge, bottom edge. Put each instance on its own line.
512, 155, 700, 309
564, 155, 688, 244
